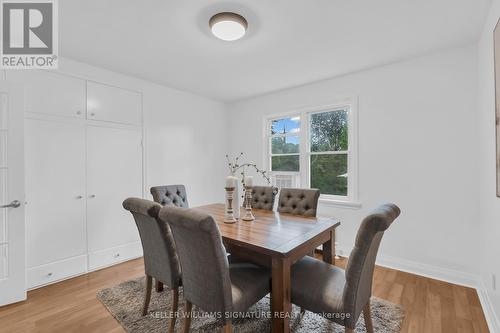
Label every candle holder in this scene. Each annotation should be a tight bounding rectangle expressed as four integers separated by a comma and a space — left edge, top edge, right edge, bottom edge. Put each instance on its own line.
241, 186, 255, 221
224, 187, 237, 224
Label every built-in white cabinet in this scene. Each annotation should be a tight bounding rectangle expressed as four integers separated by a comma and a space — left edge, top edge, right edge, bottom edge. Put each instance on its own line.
87, 81, 142, 125
7, 70, 86, 118
25, 119, 87, 268
22, 72, 144, 288
86, 125, 143, 269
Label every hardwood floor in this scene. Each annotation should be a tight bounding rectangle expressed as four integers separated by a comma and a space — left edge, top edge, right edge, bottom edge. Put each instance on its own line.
0, 257, 489, 333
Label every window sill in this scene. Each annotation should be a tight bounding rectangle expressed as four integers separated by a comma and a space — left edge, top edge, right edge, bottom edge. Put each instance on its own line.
318, 198, 362, 209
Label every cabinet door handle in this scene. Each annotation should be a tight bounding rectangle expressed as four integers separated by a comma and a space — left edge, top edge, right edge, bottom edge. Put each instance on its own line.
76, 195, 83, 199
89, 194, 96, 198
1, 200, 21, 208
90, 112, 95, 117
76, 110, 82, 115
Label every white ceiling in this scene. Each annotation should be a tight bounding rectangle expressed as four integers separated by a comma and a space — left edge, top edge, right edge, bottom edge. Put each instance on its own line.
60, 0, 491, 102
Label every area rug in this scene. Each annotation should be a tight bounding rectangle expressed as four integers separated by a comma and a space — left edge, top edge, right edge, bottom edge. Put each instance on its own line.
97, 277, 404, 332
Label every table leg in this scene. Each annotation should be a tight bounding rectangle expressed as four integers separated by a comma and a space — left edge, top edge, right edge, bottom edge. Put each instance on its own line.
271, 257, 291, 333
322, 229, 336, 265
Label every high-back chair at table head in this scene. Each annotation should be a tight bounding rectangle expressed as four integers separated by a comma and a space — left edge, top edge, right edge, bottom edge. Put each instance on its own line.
150, 184, 189, 208
290, 203, 401, 333
122, 198, 181, 333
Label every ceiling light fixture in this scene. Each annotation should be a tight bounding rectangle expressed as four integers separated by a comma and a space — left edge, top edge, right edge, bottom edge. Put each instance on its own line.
209, 12, 248, 41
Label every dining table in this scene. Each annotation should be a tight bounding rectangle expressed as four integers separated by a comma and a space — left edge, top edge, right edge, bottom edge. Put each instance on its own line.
193, 203, 341, 333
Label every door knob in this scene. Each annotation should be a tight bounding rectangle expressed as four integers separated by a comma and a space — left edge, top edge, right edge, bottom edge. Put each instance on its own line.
0, 200, 21, 208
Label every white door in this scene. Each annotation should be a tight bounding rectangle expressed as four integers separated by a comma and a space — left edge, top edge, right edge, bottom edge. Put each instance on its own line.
0, 82, 25, 306
25, 119, 86, 268
86, 125, 142, 254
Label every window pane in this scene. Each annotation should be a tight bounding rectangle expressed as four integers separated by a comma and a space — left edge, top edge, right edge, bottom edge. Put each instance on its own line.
271, 117, 300, 135
271, 136, 299, 154
310, 154, 348, 196
272, 155, 299, 172
310, 110, 348, 152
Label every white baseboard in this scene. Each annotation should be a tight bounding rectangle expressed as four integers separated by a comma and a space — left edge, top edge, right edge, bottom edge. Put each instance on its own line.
477, 279, 500, 333
375, 253, 480, 289
337, 246, 480, 287
337, 246, 500, 332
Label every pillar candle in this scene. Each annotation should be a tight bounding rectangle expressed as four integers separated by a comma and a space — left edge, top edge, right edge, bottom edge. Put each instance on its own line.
244, 176, 253, 187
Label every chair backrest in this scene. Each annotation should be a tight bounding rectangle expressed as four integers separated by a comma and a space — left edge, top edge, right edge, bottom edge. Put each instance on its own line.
158, 206, 233, 314
343, 203, 401, 327
277, 188, 320, 217
123, 198, 181, 289
150, 184, 189, 208
249, 186, 278, 211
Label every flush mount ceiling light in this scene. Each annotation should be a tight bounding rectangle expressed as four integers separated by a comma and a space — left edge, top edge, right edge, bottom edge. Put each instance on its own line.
209, 12, 248, 41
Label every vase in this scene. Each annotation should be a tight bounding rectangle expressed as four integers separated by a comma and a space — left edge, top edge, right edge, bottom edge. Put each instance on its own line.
233, 179, 241, 219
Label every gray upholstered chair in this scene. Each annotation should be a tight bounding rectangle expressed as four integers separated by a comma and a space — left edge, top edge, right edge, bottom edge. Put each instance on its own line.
123, 198, 181, 333
277, 188, 320, 217
158, 206, 271, 333
151, 184, 189, 208
290, 203, 401, 333
247, 185, 278, 211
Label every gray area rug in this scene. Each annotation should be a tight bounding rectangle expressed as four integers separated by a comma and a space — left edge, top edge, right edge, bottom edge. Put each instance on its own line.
97, 277, 404, 332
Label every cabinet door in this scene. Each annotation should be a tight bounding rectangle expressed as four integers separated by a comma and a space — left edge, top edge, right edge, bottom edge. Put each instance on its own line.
25, 119, 87, 268
86, 125, 142, 253
7, 70, 85, 118
87, 82, 142, 125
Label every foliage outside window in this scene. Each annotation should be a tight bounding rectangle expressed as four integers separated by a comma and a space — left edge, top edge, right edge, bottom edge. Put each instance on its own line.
267, 104, 355, 201
309, 109, 349, 196
270, 117, 300, 172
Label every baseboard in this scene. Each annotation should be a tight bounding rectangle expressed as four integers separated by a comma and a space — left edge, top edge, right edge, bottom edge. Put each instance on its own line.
375, 253, 480, 288
337, 245, 500, 332
336, 246, 479, 288
477, 279, 500, 333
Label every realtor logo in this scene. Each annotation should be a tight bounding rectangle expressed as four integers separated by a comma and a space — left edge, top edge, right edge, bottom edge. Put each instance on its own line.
1, 0, 58, 69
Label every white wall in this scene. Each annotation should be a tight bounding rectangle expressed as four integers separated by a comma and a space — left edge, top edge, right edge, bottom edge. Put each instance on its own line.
227, 45, 480, 284
478, 0, 500, 330
6, 58, 228, 207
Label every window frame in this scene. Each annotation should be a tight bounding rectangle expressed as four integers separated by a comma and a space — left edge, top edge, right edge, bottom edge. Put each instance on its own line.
264, 98, 359, 206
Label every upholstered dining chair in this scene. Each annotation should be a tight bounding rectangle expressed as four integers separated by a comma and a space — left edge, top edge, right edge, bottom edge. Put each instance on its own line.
123, 198, 181, 333
159, 206, 271, 333
247, 185, 278, 211
151, 184, 189, 208
277, 188, 320, 217
290, 203, 401, 333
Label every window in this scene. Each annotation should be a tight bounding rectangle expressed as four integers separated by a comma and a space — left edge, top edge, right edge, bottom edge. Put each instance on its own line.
266, 100, 358, 204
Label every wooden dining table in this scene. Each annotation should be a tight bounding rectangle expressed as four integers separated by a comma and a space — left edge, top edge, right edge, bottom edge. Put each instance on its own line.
194, 203, 341, 333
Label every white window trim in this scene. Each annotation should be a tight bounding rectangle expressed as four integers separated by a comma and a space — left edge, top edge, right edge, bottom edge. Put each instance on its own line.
263, 97, 360, 208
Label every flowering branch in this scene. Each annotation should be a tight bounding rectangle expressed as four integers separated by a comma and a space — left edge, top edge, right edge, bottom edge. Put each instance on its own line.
225, 152, 271, 186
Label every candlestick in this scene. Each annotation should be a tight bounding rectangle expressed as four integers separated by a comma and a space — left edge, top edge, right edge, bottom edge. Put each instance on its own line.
241, 186, 255, 221
224, 187, 237, 224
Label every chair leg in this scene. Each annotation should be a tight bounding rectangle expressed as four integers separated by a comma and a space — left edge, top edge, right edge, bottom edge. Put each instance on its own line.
156, 280, 164, 292
168, 287, 179, 333
183, 300, 192, 333
142, 275, 152, 316
345, 329, 354, 333
363, 301, 374, 333
300, 307, 306, 316
222, 322, 232, 333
